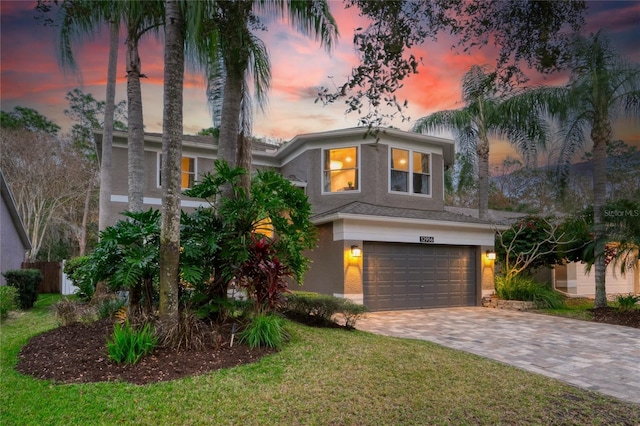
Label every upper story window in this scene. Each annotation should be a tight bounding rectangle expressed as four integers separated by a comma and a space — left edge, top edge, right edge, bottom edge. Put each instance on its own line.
158, 154, 196, 189
323, 147, 358, 193
390, 148, 430, 196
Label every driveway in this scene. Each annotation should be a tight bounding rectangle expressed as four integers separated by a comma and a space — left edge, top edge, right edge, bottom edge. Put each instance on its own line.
356, 307, 640, 405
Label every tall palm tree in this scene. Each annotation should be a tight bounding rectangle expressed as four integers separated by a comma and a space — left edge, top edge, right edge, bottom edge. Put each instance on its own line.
118, 1, 164, 213
412, 65, 549, 220
56, 0, 165, 214
532, 33, 640, 308
53, 0, 119, 231
159, 0, 184, 327
192, 0, 337, 194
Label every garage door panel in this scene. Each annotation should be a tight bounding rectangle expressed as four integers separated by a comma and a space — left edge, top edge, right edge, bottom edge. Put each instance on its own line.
364, 242, 477, 311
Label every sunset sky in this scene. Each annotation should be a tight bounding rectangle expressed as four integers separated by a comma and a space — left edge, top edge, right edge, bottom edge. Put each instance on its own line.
1, 1, 639, 166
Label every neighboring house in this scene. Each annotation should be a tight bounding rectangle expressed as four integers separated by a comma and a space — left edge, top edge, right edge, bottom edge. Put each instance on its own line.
96, 127, 505, 311
553, 261, 640, 297
0, 168, 31, 285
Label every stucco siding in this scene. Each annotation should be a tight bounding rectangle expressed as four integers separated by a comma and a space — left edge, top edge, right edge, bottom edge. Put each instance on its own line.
301, 223, 344, 295
1, 192, 27, 285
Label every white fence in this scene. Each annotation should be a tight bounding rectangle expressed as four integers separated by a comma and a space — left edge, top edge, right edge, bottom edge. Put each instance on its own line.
60, 260, 78, 296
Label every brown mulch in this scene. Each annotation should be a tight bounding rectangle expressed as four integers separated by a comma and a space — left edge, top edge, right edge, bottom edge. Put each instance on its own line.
15, 307, 639, 386
16, 318, 276, 385
590, 307, 640, 329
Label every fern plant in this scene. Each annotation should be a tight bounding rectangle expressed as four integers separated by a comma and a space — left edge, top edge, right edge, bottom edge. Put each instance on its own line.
107, 321, 158, 364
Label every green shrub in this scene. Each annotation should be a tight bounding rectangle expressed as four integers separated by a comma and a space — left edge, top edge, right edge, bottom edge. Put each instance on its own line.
107, 321, 158, 364
63, 256, 95, 301
0, 285, 18, 320
3, 269, 42, 310
239, 313, 288, 349
54, 299, 97, 325
282, 292, 368, 328
98, 298, 126, 319
615, 294, 639, 312
495, 275, 565, 309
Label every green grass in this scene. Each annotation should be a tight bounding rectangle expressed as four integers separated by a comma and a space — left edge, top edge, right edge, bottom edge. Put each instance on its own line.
2, 295, 639, 425
537, 297, 596, 321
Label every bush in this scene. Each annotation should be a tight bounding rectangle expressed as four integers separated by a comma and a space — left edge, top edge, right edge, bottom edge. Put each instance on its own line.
615, 294, 639, 312
3, 269, 42, 310
107, 321, 158, 364
495, 275, 565, 309
63, 256, 95, 301
282, 292, 368, 328
239, 313, 288, 349
98, 298, 126, 320
0, 285, 18, 320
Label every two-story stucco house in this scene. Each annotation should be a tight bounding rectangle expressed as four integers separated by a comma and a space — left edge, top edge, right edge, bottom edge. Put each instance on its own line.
96, 127, 501, 311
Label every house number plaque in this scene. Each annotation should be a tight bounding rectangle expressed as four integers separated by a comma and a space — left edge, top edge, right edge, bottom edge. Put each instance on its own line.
419, 236, 435, 243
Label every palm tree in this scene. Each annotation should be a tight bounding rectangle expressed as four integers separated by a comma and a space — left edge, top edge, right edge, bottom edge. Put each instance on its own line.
56, 0, 165, 214
159, 0, 183, 327
192, 0, 337, 194
412, 65, 549, 220
53, 0, 119, 231
118, 1, 164, 213
532, 33, 640, 308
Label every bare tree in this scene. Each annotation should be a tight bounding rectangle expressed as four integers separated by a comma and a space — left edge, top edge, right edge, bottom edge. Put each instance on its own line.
0, 129, 91, 261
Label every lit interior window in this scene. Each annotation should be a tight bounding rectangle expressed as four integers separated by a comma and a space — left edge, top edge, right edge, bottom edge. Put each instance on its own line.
323, 147, 358, 192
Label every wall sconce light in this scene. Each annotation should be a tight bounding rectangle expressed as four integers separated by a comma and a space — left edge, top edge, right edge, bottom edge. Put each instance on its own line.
486, 250, 496, 260
351, 245, 362, 257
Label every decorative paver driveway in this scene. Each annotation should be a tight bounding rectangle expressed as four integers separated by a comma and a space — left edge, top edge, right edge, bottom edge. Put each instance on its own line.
357, 307, 640, 405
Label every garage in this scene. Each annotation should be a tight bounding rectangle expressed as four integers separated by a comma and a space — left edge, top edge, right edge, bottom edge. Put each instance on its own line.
363, 242, 477, 311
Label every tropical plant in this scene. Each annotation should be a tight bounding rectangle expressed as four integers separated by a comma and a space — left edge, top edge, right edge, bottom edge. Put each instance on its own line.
88, 209, 161, 317
615, 294, 639, 313
184, 161, 317, 305
413, 66, 550, 219
527, 32, 640, 308
106, 321, 158, 364
239, 312, 288, 349
193, 0, 337, 193
494, 275, 565, 309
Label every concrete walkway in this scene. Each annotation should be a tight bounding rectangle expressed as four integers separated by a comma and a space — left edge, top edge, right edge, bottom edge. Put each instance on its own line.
356, 307, 640, 405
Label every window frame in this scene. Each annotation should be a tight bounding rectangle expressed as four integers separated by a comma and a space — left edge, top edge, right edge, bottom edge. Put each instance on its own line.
388, 147, 432, 197
157, 153, 197, 190
321, 146, 360, 194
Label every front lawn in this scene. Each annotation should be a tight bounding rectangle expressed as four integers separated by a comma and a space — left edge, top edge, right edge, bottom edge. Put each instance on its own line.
1, 295, 638, 425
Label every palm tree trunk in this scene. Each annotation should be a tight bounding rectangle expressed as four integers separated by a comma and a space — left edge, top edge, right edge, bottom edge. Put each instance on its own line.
476, 136, 490, 220
159, 0, 184, 327
217, 71, 243, 198
78, 169, 97, 256
127, 30, 145, 213
99, 20, 119, 231
592, 117, 610, 309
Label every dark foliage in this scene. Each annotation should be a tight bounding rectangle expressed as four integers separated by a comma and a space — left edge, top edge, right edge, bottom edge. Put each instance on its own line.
3, 269, 42, 310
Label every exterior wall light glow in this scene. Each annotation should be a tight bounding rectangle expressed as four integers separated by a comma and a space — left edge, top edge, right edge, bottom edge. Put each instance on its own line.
351, 245, 362, 257
486, 250, 496, 260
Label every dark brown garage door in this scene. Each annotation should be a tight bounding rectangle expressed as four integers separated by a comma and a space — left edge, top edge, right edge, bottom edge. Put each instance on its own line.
363, 242, 477, 311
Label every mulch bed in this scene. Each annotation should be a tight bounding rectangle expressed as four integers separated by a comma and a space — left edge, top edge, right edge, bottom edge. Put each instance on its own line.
16, 318, 276, 385
590, 307, 640, 329
15, 307, 639, 386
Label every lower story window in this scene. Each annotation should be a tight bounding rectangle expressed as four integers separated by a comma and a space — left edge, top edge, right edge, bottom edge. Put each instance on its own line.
158, 154, 195, 189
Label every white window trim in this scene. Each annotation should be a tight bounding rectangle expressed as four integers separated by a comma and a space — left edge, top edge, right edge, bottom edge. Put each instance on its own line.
157, 153, 197, 190
321, 145, 361, 195
388, 146, 432, 197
